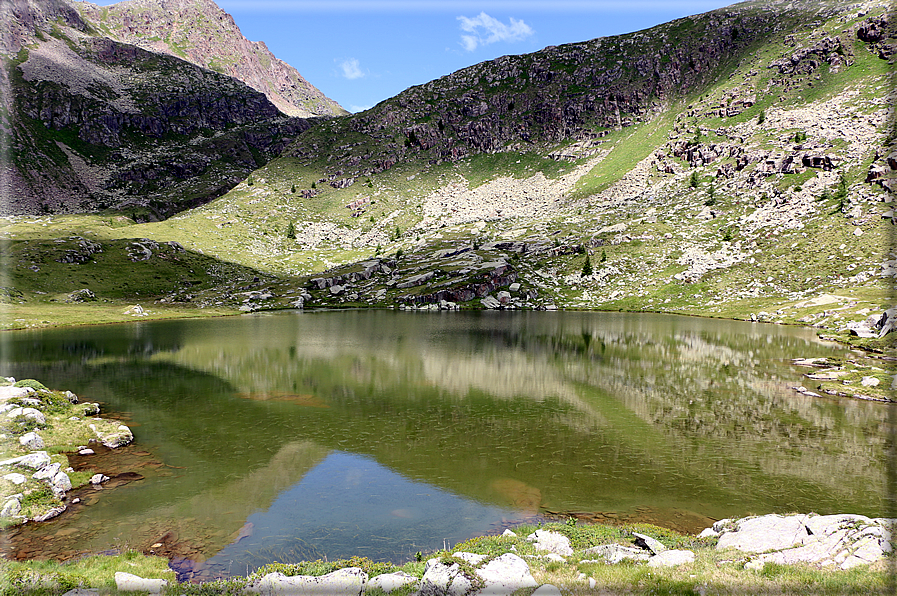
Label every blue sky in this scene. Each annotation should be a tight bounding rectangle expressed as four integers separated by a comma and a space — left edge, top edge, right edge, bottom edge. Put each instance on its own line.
90, 1, 741, 113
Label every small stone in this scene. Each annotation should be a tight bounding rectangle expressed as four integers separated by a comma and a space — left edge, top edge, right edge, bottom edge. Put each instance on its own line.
502, 529, 517, 537
531, 585, 562, 596
861, 376, 880, 387
744, 559, 765, 571
79, 449, 95, 455
90, 474, 109, 485
3, 473, 27, 485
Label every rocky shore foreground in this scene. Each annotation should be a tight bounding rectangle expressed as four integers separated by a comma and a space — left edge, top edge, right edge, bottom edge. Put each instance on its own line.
1, 378, 892, 594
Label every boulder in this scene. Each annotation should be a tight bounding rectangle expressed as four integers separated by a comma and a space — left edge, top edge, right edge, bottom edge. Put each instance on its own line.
1, 497, 22, 518
531, 586, 562, 596
32, 462, 61, 481
647, 550, 695, 567
418, 559, 473, 596
2, 473, 27, 485
19, 431, 44, 450
6, 407, 46, 425
245, 568, 367, 596
114, 572, 168, 594
52, 471, 72, 495
473, 553, 538, 594
1, 451, 51, 469
368, 571, 418, 593
0, 386, 35, 402
96, 425, 134, 448
497, 291, 512, 304
526, 529, 573, 556
632, 532, 667, 554
66, 289, 97, 303
482, 295, 501, 309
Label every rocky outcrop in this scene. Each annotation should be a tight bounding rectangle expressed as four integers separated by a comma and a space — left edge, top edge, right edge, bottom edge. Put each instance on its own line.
4, 5, 313, 218
706, 513, 894, 570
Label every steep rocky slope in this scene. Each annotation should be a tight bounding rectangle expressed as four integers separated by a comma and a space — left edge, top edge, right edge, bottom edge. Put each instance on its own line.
74, 0, 347, 118
1, 0, 315, 219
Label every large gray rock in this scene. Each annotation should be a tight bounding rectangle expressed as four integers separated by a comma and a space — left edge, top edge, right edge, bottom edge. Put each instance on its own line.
418, 559, 473, 596
32, 462, 61, 481
245, 567, 367, 595
481, 295, 501, 309
52, 471, 72, 496
114, 572, 168, 593
8, 451, 52, 470
647, 550, 695, 567
0, 386, 35, 402
18, 431, 44, 450
473, 553, 537, 595
714, 513, 895, 570
531, 585, 562, 596
526, 530, 573, 556
368, 571, 418, 593
6, 407, 46, 425
1, 497, 22, 518
715, 514, 811, 552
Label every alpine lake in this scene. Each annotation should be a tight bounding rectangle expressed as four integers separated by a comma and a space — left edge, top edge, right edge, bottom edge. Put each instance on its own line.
0, 310, 891, 582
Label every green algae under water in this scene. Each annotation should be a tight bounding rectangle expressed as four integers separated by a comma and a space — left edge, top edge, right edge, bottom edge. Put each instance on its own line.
0, 310, 890, 579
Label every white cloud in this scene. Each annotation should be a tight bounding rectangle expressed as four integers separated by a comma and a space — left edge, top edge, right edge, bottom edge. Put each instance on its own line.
349, 104, 373, 113
338, 58, 364, 79
456, 12, 533, 52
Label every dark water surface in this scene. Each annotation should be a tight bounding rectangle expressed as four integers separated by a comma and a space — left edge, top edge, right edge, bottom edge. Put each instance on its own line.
0, 310, 890, 579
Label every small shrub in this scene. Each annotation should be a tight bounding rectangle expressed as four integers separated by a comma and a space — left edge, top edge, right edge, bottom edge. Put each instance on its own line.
290, 184, 296, 193
689, 171, 699, 188
285, 221, 296, 239
600, 249, 607, 263
757, 110, 766, 124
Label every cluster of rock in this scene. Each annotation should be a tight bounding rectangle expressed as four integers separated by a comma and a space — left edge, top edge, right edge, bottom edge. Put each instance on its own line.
843, 306, 897, 338
702, 513, 894, 571
0, 379, 132, 525
58, 513, 895, 595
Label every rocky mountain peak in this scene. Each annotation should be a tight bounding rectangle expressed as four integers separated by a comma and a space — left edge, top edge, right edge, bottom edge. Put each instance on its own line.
73, 0, 347, 117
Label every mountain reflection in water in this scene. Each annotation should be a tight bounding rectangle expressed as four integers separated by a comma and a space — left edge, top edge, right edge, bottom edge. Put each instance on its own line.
0, 310, 889, 578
